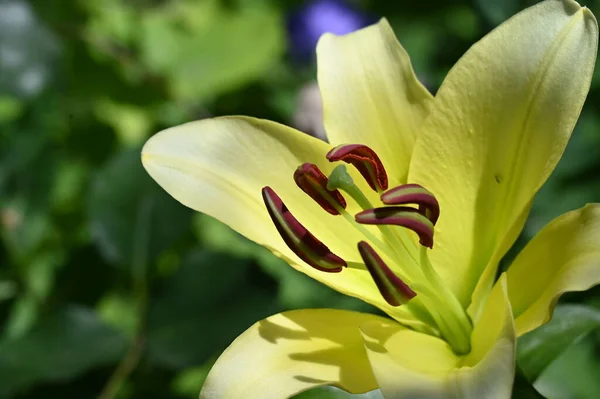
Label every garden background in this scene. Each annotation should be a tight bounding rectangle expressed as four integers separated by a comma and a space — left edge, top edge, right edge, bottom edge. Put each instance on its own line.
0, 0, 599, 398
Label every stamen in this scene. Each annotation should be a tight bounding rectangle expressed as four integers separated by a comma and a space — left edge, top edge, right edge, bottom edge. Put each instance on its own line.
355, 207, 434, 248
327, 164, 424, 271
262, 187, 346, 272
326, 144, 388, 192
294, 163, 346, 215
381, 184, 440, 225
357, 241, 416, 306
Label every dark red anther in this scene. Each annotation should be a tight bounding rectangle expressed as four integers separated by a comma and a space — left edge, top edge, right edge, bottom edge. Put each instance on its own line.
358, 241, 416, 306
355, 207, 435, 248
262, 187, 346, 272
381, 184, 440, 225
326, 144, 388, 192
294, 163, 346, 215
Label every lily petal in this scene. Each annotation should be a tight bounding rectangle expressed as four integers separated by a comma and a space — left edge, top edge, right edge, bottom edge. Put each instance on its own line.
200, 309, 384, 398
361, 275, 515, 399
317, 18, 433, 185
467, 200, 533, 322
506, 204, 600, 336
408, 0, 598, 307
142, 116, 419, 325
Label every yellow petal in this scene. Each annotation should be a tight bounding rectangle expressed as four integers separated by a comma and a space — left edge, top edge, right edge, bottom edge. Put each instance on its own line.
361, 275, 515, 399
200, 309, 383, 398
468, 201, 532, 322
506, 204, 600, 336
142, 116, 419, 325
317, 18, 433, 185
408, 0, 598, 307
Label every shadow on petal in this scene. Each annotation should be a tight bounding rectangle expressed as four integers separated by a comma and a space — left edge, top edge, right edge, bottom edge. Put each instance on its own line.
201, 309, 385, 398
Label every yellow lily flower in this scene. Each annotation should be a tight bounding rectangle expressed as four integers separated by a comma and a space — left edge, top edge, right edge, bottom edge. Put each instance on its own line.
141, 0, 600, 398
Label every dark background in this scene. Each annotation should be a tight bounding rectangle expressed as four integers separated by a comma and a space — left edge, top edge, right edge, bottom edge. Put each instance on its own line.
0, 0, 599, 398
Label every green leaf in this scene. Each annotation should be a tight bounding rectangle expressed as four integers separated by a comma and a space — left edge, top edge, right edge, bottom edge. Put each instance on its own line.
3, 295, 40, 340
169, 8, 284, 101
0, 130, 57, 260
83, 0, 137, 46
512, 368, 546, 399
137, 2, 284, 101
146, 249, 279, 369
139, 11, 185, 74
517, 304, 600, 381
3, 249, 66, 338
0, 96, 23, 124
0, 306, 128, 397
473, 0, 519, 26
94, 99, 153, 147
171, 364, 215, 398
87, 148, 192, 270
534, 335, 600, 399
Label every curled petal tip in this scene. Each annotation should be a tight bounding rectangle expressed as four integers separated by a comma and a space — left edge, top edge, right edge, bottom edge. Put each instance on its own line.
262, 186, 346, 272
294, 163, 346, 215
326, 144, 388, 191
357, 241, 416, 306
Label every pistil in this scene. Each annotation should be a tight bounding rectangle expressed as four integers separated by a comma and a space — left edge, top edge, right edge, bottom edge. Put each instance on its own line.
327, 165, 421, 277
419, 246, 472, 345
327, 164, 373, 210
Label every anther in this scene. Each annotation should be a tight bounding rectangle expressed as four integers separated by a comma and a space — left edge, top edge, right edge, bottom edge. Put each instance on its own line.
262, 187, 346, 272
355, 207, 435, 248
294, 163, 346, 215
381, 184, 440, 225
326, 144, 388, 192
357, 241, 416, 306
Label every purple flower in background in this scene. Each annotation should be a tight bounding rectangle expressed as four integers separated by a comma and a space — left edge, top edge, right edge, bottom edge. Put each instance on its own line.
287, 0, 373, 61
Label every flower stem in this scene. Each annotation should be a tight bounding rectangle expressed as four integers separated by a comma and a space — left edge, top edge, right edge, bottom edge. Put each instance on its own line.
98, 198, 153, 399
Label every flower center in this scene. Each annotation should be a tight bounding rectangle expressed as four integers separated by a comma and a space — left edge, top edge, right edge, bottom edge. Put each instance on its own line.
262, 144, 473, 355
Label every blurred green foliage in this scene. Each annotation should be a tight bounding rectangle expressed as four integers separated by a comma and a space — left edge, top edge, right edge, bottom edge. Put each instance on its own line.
0, 0, 599, 398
